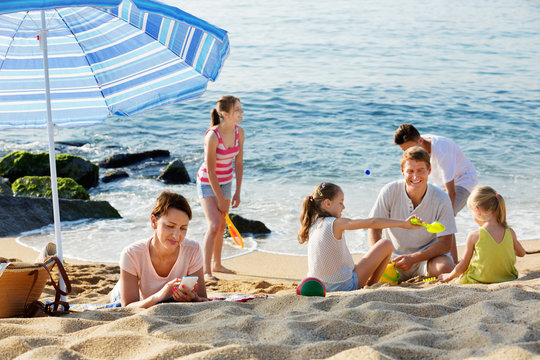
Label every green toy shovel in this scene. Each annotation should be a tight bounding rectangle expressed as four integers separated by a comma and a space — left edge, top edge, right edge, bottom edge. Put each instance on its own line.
410, 218, 446, 233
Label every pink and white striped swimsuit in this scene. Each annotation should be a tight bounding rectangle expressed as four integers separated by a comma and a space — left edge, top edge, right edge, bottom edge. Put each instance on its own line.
197, 125, 240, 185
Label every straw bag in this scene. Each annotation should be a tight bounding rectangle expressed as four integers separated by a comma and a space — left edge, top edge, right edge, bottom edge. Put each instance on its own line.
0, 256, 71, 318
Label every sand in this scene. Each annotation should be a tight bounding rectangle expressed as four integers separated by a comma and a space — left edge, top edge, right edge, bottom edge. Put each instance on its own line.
1, 236, 539, 360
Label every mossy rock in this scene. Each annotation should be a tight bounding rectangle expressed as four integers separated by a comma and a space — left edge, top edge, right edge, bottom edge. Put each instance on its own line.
56, 154, 99, 189
157, 158, 190, 184
0, 151, 98, 189
0, 151, 49, 182
12, 176, 90, 200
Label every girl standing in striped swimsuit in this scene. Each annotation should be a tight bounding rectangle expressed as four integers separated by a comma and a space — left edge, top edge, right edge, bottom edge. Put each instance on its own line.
197, 95, 244, 280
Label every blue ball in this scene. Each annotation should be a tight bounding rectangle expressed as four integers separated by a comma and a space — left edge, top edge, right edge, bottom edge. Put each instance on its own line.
365, 169, 371, 175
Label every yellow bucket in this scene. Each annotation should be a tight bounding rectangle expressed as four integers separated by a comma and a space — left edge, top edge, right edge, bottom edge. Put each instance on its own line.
378, 262, 400, 285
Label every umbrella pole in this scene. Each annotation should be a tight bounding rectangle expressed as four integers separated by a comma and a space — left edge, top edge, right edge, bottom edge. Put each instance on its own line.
40, 11, 66, 304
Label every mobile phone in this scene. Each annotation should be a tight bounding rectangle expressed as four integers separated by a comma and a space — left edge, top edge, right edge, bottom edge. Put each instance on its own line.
179, 276, 198, 291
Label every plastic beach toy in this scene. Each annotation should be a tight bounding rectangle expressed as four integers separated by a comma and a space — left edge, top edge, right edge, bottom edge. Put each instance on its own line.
410, 218, 446, 233
225, 214, 244, 248
296, 277, 326, 297
378, 262, 400, 285
423, 277, 437, 282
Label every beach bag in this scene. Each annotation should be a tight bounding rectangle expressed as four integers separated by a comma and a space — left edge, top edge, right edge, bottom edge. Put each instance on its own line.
0, 256, 71, 318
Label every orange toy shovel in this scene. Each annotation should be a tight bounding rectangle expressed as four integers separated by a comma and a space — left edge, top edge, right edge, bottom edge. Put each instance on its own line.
225, 214, 244, 248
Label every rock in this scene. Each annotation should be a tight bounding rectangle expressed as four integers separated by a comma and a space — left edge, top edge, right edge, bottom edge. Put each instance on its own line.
99, 150, 170, 168
0, 151, 98, 189
12, 176, 90, 200
0, 177, 12, 195
102, 169, 129, 183
55, 141, 87, 147
56, 154, 99, 189
0, 195, 121, 237
131, 158, 171, 179
0, 151, 49, 182
157, 159, 191, 184
227, 213, 271, 235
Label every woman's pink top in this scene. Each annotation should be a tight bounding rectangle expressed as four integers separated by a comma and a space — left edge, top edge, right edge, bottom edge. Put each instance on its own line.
197, 125, 240, 185
120, 237, 203, 300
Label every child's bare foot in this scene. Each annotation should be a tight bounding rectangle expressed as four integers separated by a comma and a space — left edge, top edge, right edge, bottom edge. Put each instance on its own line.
213, 265, 236, 274
204, 273, 218, 281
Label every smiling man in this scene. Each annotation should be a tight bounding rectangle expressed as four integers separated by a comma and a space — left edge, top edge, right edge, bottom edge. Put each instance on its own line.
367, 147, 456, 281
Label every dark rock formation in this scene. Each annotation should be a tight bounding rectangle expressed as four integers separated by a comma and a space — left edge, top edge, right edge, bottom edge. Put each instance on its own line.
227, 213, 271, 235
99, 150, 170, 168
0, 151, 98, 189
12, 176, 90, 200
56, 154, 99, 189
102, 169, 129, 183
0, 195, 121, 237
157, 159, 191, 184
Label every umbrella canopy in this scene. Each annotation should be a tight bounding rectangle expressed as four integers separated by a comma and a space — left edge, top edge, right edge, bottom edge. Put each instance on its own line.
0, 0, 229, 128
0, 0, 229, 296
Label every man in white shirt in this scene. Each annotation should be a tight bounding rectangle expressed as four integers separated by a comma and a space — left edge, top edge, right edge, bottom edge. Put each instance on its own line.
368, 147, 456, 281
393, 123, 477, 263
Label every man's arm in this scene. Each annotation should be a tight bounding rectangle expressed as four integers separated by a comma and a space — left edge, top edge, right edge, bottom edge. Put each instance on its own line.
368, 229, 383, 247
444, 180, 456, 209
367, 183, 394, 247
394, 234, 452, 271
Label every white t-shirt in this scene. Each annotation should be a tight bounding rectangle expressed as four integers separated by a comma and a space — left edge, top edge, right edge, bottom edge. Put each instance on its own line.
424, 134, 477, 192
369, 180, 457, 256
119, 237, 203, 300
307, 217, 354, 284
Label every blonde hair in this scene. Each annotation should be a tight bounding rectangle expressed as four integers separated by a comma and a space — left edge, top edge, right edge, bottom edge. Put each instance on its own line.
400, 146, 431, 169
467, 186, 507, 228
298, 182, 342, 244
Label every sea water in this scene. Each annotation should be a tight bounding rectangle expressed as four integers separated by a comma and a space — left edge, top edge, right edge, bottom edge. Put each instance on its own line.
1, 0, 539, 263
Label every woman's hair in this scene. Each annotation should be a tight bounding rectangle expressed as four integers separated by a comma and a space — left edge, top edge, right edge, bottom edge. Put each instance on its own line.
467, 186, 507, 228
210, 95, 241, 127
400, 146, 431, 170
151, 191, 192, 220
394, 123, 421, 145
298, 182, 342, 244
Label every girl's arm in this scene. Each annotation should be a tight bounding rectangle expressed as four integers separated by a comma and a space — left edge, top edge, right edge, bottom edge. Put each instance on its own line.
333, 216, 419, 240
438, 230, 478, 282
204, 132, 227, 213
232, 127, 244, 208
510, 228, 526, 257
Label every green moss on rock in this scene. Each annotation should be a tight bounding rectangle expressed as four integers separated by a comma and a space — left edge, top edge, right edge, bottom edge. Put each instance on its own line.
12, 176, 90, 200
0, 151, 49, 182
0, 151, 98, 188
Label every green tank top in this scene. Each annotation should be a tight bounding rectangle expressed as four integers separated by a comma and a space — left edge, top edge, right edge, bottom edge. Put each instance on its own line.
459, 227, 518, 284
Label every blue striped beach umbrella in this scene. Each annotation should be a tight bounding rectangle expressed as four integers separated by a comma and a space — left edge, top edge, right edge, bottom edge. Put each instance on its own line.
0, 0, 229, 275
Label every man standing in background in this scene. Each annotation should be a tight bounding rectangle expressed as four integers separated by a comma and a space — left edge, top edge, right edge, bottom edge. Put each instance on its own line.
393, 123, 477, 263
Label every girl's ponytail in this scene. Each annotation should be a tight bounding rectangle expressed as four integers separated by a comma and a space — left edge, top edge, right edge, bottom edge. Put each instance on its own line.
298, 195, 316, 244
494, 193, 507, 228
210, 108, 221, 127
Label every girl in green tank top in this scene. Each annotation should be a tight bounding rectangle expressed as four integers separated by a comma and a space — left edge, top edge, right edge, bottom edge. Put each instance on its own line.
437, 186, 526, 284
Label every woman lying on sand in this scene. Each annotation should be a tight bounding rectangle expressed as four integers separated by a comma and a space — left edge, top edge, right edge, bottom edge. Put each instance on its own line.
112, 191, 207, 308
